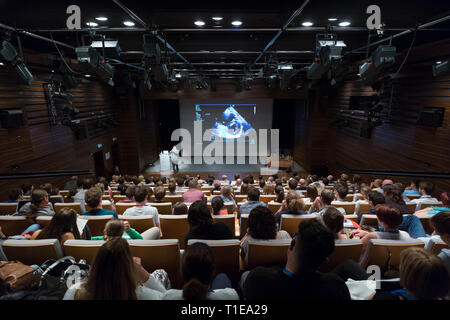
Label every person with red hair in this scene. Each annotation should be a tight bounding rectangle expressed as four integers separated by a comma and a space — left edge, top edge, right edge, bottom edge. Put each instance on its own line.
350, 204, 413, 263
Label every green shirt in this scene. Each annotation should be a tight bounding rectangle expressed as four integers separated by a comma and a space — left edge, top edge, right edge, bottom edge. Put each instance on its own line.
91, 228, 143, 240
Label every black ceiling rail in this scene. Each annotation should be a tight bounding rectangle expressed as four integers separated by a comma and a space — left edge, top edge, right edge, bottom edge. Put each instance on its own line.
249, 0, 311, 69
0, 170, 94, 180
336, 163, 450, 180
111, 0, 191, 66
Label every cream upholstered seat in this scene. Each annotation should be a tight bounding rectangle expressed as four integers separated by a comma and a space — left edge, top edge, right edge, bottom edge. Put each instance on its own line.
246, 239, 291, 270
63, 240, 105, 264
1, 239, 63, 265
159, 214, 189, 249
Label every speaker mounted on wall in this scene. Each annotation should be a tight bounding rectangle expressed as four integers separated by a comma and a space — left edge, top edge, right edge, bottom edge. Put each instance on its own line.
419, 107, 445, 127
0, 109, 23, 129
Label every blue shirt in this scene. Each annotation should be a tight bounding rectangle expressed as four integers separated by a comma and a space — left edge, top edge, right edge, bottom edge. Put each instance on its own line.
3, 200, 18, 203
82, 208, 118, 219
402, 190, 420, 196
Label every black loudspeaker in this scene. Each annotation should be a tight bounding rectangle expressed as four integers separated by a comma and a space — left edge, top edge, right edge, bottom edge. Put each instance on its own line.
310, 165, 329, 177
419, 107, 445, 127
0, 109, 23, 129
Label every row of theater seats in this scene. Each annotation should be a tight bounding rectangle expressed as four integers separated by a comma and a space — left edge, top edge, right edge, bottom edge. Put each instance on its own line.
0, 197, 441, 217
0, 236, 446, 289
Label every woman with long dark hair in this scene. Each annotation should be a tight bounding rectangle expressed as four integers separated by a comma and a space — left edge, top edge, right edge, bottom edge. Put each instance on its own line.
163, 242, 238, 300
64, 237, 166, 300
32, 208, 81, 245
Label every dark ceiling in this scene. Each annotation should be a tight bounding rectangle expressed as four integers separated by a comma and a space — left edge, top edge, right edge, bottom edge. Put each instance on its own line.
1, 0, 450, 77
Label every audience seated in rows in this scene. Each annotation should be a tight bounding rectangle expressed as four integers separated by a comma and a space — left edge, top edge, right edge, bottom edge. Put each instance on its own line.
275, 191, 307, 227
238, 187, 267, 218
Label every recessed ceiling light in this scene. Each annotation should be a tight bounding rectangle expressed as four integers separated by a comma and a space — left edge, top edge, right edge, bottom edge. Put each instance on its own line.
328, 18, 338, 21
212, 17, 223, 21
302, 21, 313, 27
436, 61, 442, 64
194, 20, 205, 26
85, 74, 92, 78
95, 17, 108, 21
123, 21, 135, 27
339, 21, 351, 27
231, 20, 242, 26
86, 22, 98, 27
0, 62, 4, 66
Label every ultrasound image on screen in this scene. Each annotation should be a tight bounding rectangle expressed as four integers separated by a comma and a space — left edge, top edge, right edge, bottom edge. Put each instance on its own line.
195, 104, 257, 140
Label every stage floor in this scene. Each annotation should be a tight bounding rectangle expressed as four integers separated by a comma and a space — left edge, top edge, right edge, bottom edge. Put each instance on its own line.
144, 157, 306, 176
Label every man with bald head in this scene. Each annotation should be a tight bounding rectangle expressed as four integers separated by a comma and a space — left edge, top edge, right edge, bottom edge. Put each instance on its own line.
298, 178, 308, 190
382, 179, 394, 186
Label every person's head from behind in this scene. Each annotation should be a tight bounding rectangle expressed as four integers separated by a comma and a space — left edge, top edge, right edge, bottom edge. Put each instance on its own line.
173, 202, 188, 215
248, 206, 277, 240
40, 183, 52, 196
176, 177, 185, 187
189, 179, 199, 190
29, 189, 49, 222
85, 187, 103, 209
285, 191, 305, 213
211, 196, 224, 215
320, 189, 335, 206
327, 175, 334, 182
288, 179, 298, 190
419, 181, 434, 196
134, 186, 148, 204
322, 207, 344, 238
182, 242, 215, 300
235, 178, 242, 186
382, 179, 394, 187
154, 186, 166, 201
431, 211, 450, 245
248, 187, 260, 202
440, 192, 450, 207
188, 200, 212, 230
352, 174, 362, 185
103, 220, 125, 240
8, 188, 23, 201
38, 208, 80, 240
21, 183, 33, 195
259, 180, 266, 189
306, 185, 318, 201
83, 178, 93, 190
399, 247, 449, 300
76, 237, 137, 300
168, 182, 176, 194
360, 186, 372, 201
275, 185, 285, 203
335, 185, 348, 200
213, 180, 221, 191
240, 183, 249, 195
262, 184, 274, 195
288, 219, 335, 272
221, 185, 232, 198
368, 191, 385, 208
375, 205, 402, 230
373, 179, 382, 188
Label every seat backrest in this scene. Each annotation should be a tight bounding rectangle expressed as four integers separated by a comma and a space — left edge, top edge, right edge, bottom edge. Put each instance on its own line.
213, 190, 221, 195
240, 214, 249, 239
163, 195, 183, 204
128, 239, 182, 288
333, 202, 356, 214
234, 195, 247, 203
428, 239, 449, 255
0, 203, 18, 216
259, 195, 277, 204
149, 202, 172, 215
320, 239, 363, 272
118, 215, 155, 233
159, 215, 189, 249
201, 186, 213, 191
360, 214, 378, 227
187, 239, 240, 284
50, 195, 64, 203
54, 203, 83, 215
79, 215, 114, 236
344, 215, 359, 223
63, 240, 104, 264
357, 202, 371, 214
417, 202, 443, 210
35, 216, 53, 228
247, 239, 291, 270
365, 239, 424, 269
202, 190, 211, 197
2, 239, 63, 265
268, 202, 282, 214
0, 216, 32, 236
280, 214, 317, 237
405, 194, 421, 201
111, 191, 120, 196
344, 194, 354, 202
115, 203, 137, 215
212, 215, 236, 237
59, 190, 70, 197
113, 195, 126, 203
102, 195, 111, 201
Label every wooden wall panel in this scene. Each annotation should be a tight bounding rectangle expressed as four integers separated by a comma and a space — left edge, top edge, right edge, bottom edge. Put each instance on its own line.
0, 51, 120, 200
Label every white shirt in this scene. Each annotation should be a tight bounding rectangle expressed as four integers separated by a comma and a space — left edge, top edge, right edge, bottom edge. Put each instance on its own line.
162, 288, 239, 300
63, 276, 166, 300
123, 204, 160, 226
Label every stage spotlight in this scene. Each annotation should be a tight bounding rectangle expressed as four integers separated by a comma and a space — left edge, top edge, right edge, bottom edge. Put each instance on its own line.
0, 40, 34, 85
91, 39, 121, 59
359, 45, 396, 85
75, 46, 114, 86
143, 35, 161, 65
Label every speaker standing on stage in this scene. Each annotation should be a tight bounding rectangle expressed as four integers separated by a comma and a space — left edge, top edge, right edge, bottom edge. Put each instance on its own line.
170, 146, 180, 173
